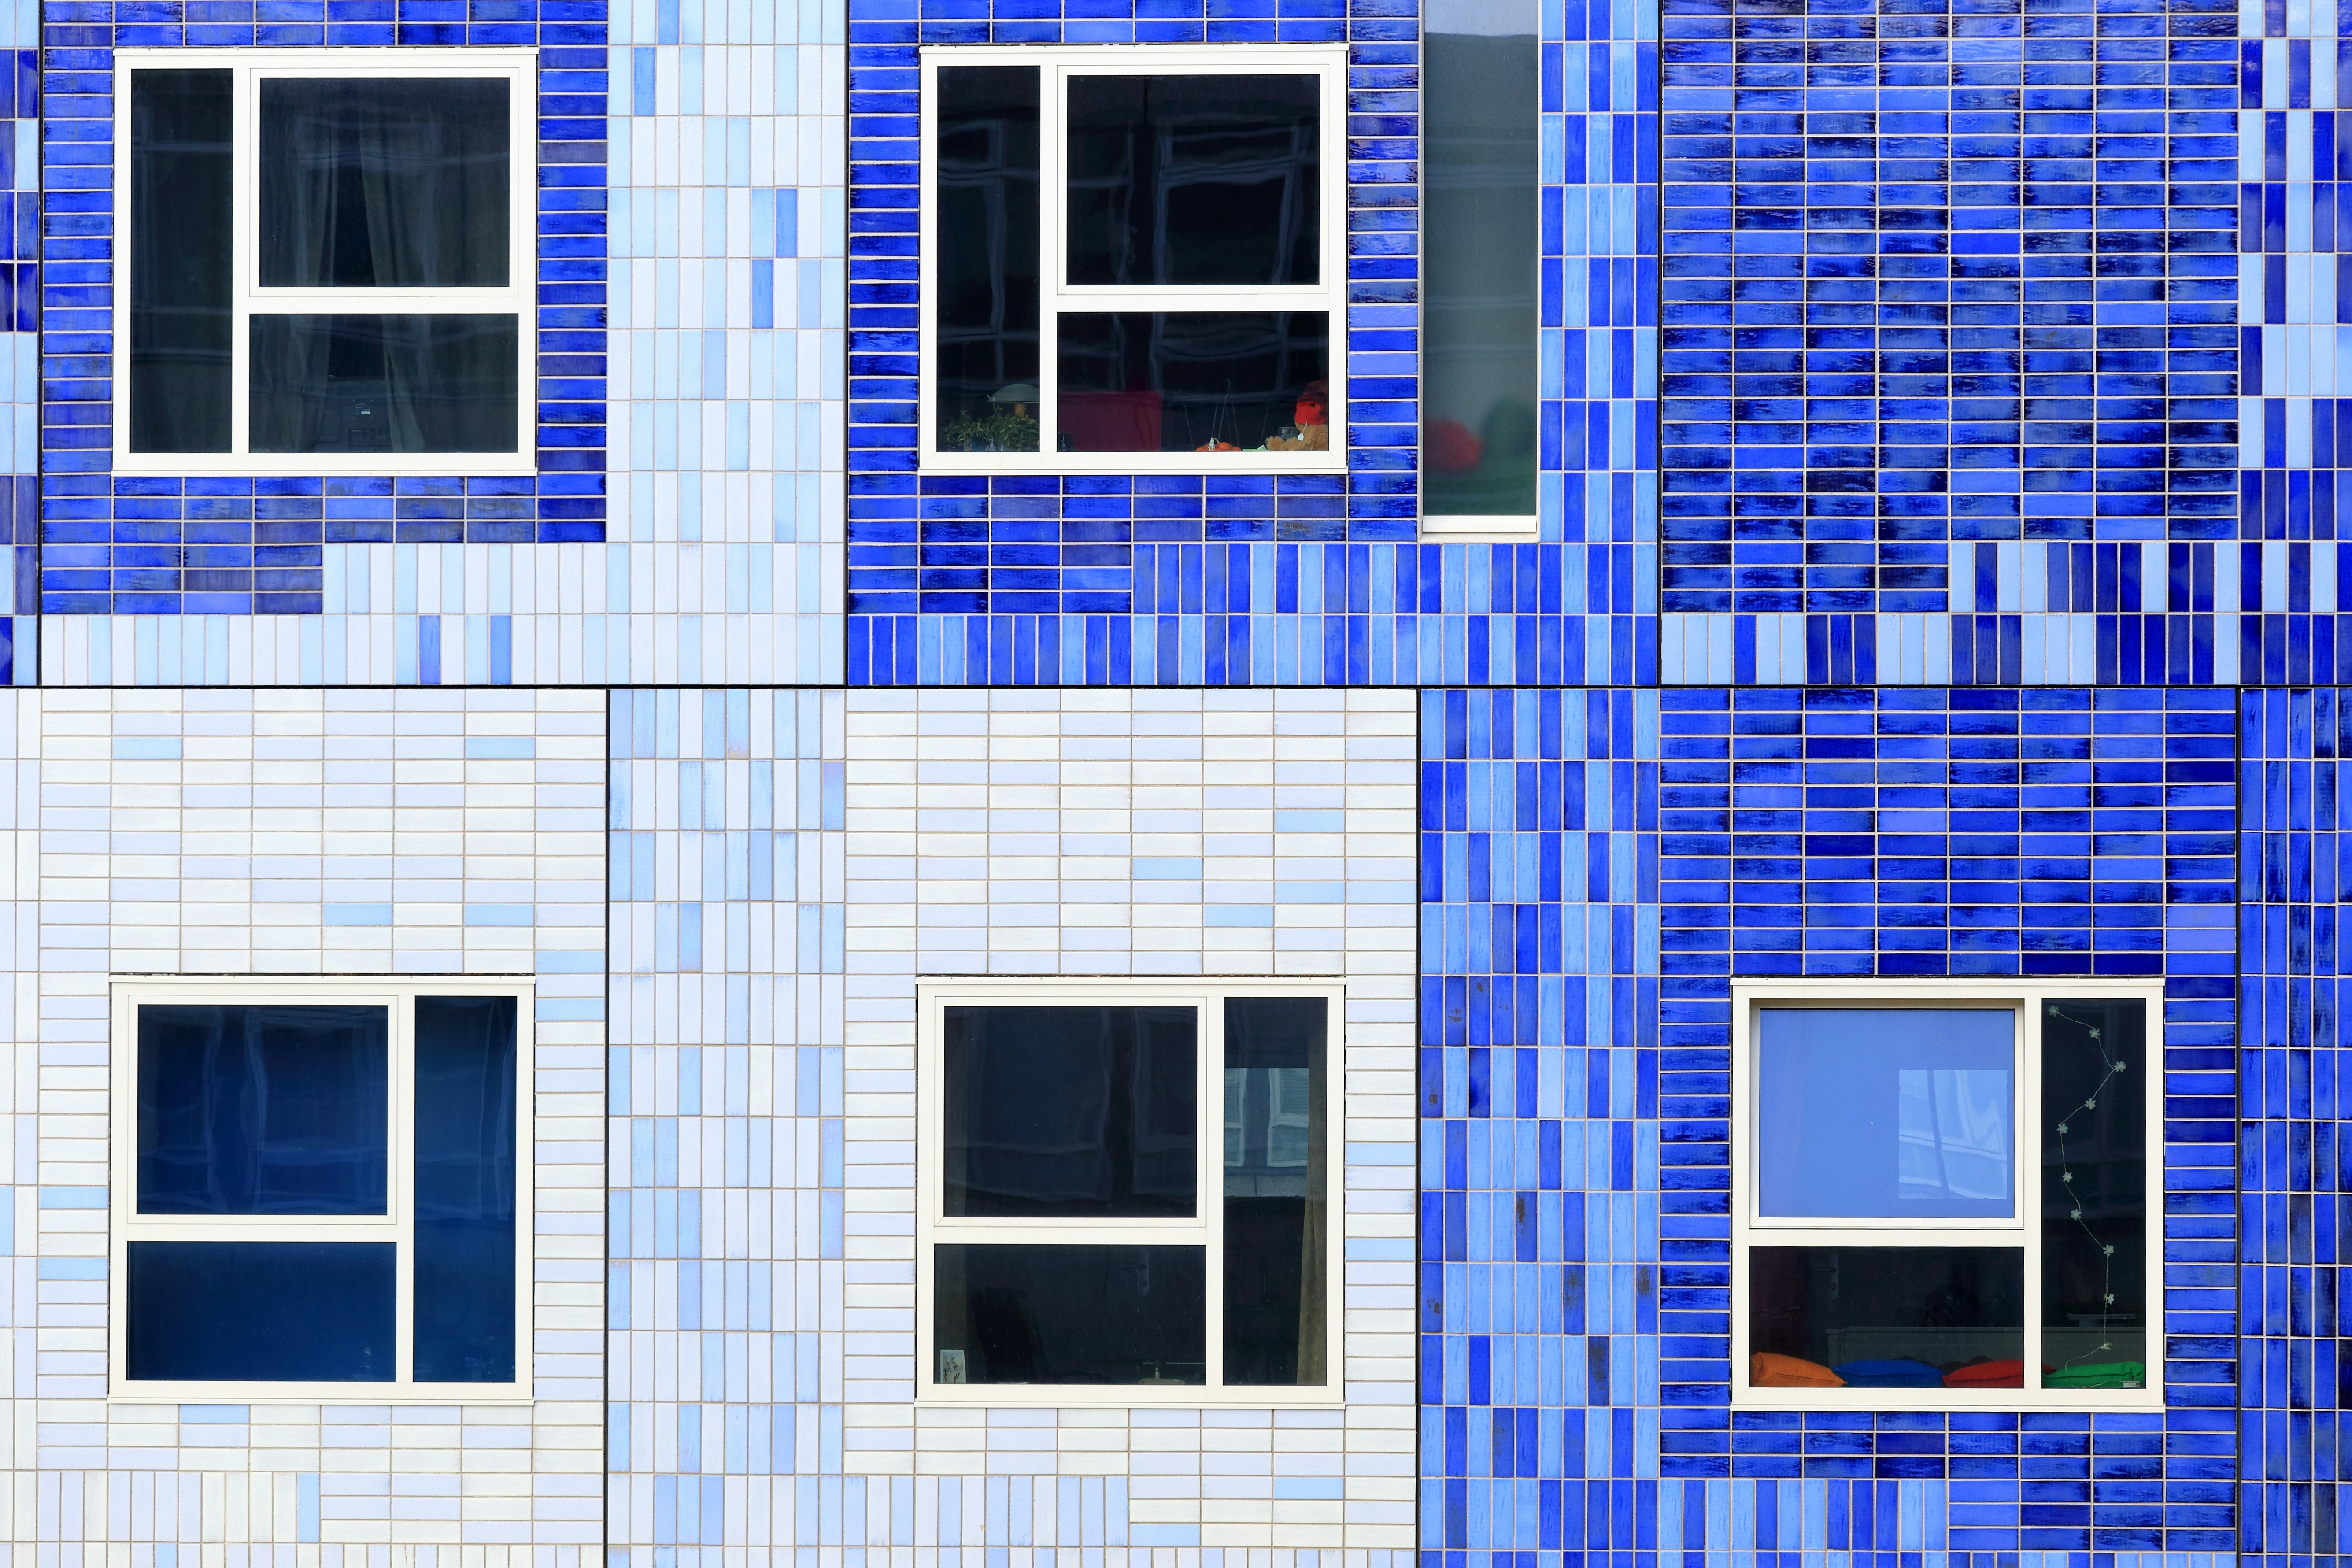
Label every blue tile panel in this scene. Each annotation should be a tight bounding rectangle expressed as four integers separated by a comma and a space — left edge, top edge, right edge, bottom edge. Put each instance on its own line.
37, 3, 610, 618
2237, 687, 2349, 1566
1657, 0, 2245, 685
1416, 687, 1671, 1553
605, 688, 851, 1550
1421, 685, 2244, 1564
842, 0, 1664, 686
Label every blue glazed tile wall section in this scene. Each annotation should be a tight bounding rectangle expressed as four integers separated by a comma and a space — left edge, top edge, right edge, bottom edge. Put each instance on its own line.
1656, 0, 2248, 687
2237, 687, 2346, 1565
840, 0, 1663, 688
36, 0, 611, 619
1420, 684, 2248, 1564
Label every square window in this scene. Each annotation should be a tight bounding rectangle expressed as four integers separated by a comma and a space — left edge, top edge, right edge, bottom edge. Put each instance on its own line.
919, 47, 1347, 473
114, 49, 536, 475
111, 980, 530, 1398
920, 984, 1338, 1401
1733, 983, 2161, 1406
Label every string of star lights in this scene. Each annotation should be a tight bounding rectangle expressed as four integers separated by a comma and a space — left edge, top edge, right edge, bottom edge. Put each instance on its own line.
2047, 1006, 2126, 1370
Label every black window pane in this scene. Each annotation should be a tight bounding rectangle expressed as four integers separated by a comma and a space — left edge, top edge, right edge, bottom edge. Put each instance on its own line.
1749, 1246, 2024, 1387
249, 314, 519, 453
137, 1004, 388, 1215
936, 65, 1040, 453
934, 1244, 1205, 1385
1222, 997, 1327, 1386
2041, 998, 2149, 1388
1057, 312, 1328, 453
126, 1241, 396, 1381
943, 1005, 1196, 1217
260, 78, 510, 288
1065, 75, 1319, 286
414, 996, 518, 1383
130, 70, 233, 453
1423, 5, 1539, 518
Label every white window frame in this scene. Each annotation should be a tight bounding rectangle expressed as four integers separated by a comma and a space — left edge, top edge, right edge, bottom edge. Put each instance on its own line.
916, 44, 1349, 476
1730, 977, 2165, 1411
110, 48, 539, 477
916, 977, 1343, 1407
108, 976, 535, 1404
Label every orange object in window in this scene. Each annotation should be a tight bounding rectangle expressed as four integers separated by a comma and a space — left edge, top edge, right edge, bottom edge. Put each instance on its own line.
1295, 380, 1329, 428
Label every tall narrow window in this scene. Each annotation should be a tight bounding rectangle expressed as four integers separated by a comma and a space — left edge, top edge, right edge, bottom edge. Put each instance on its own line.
129, 70, 234, 453
1421, 0, 1539, 532
935, 65, 1041, 454
116, 49, 535, 473
921, 984, 1338, 1401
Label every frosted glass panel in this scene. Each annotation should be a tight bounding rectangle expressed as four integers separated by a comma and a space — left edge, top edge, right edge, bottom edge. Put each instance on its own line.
1756, 1008, 2014, 1219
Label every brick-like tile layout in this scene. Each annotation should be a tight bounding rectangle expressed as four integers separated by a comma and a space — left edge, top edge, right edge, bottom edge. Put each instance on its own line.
20, 690, 605, 1551
840, 690, 1418, 1551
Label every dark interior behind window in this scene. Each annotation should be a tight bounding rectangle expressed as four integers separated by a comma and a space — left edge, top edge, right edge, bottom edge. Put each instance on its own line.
248, 314, 518, 453
1223, 996, 1326, 1386
259, 77, 510, 288
935, 65, 1041, 453
943, 1004, 1197, 1217
1058, 311, 1327, 453
934, 1243, 1206, 1385
129, 69, 234, 453
2041, 998, 2148, 1387
1065, 74, 1319, 287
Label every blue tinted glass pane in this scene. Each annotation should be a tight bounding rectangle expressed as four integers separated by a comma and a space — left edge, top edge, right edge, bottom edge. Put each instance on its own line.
137, 1005, 388, 1214
126, 1241, 395, 1381
1757, 1008, 2014, 1219
413, 996, 518, 1383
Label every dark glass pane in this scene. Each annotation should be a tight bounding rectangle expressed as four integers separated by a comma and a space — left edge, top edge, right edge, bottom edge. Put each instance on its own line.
1065, 74, 1318, 286
126, 1241, 396, 1381
1749, 1246, 2023, 1388
1057, 312, 1328, 453
2041, 998, 2149, 1388
260, 77, 510, 287
129, 70, 233, 453
1756, 1008, 2014, 1220
137, 1004, 388, 1215
1423, 6, 1538, 518
1222, 997, 1326, 1386
942, 1006, 1195, 1217
414, 996, 518, 1383
935, 66, 1040, 453
934, 1244, 1205, 1385
249, 314, 518, 453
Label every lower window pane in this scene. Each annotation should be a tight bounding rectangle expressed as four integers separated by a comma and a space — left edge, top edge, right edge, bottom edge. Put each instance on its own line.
250, 314, 518, 454
1749, 1246, 2023, 1390
126, 1240, 396, 1382
934, 1243, 1204, 1385
1057, 312, 1328, 454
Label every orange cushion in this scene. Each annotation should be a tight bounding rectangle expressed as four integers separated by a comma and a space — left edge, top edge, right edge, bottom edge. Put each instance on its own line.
1751, 1352, 1843, 1388
1944, 1359, 2025, 1389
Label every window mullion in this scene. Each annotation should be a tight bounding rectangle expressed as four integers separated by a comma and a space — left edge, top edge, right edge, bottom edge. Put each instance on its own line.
2023, 994, 2044, 1393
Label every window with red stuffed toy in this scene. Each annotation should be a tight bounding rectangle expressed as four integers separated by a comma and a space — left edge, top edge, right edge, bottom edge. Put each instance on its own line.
919, 46, 1347, 473
1731, 981, 2162, 1409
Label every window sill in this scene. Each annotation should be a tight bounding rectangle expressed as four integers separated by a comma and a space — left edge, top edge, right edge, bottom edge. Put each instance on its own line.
1419, 514, 1540, 541
110, 1385, 533, 1406
113, 451, 539, 478
919, 451, 1349, 477
920, 1383, 1344, 1409
1734, 1387, 2163, 1412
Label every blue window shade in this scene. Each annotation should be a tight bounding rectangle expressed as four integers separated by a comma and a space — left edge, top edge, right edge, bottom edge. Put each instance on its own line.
1756, 1008, 2016, 1220
413, 996, 518, 1383
137, 1005, 389, 1215
126, 1241, 396, 1381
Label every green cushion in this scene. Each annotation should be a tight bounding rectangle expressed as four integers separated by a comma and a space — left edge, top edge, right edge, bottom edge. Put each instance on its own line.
2043, 1361, 2145, 1389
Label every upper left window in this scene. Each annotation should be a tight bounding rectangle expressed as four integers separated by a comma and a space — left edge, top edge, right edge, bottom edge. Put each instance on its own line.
113, 49, 536, 474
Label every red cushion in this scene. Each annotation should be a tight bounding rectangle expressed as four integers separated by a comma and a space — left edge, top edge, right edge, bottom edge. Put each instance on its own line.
1944, 1359, 2024, 1388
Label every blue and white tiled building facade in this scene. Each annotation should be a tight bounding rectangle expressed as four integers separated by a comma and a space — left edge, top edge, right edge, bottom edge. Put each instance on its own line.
3, 0, 2336, 1557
